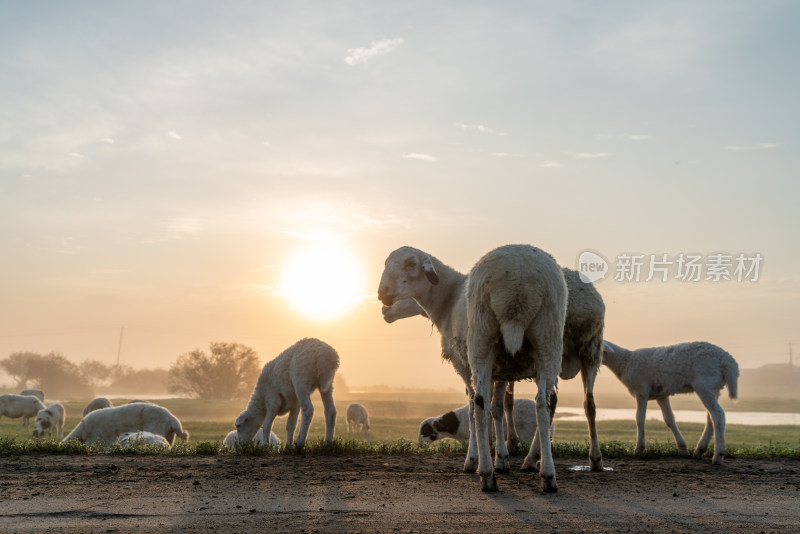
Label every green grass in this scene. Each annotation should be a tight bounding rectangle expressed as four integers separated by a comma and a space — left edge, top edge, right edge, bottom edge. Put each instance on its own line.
2, 393, 798, 459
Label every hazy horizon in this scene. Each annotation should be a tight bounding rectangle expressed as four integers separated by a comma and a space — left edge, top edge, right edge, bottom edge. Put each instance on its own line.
2, 1, 798, 391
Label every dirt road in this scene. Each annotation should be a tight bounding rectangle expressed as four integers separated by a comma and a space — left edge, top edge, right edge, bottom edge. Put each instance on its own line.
1, 453, 798, 533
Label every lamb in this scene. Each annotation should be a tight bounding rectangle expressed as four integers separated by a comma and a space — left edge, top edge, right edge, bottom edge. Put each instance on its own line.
63, 403, 189, 446
384, 265, 606, 471
346, 403, 370, 434
223, 428, 281, 448
236, 338, 339, 451
379, 245, 566, 492
20, 389, 45, 403
602, 340, 740, 464
0, 394, 47, 431
419, 397, 538, 445
82, 397, 113, 417
33, 403, 66, 439
116, 431, 171, 448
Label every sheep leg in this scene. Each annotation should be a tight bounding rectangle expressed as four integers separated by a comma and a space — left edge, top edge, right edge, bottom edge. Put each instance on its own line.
491, 380, 510, 472
464, 385, 479, 474
468, 341, 498, 492
581, 364, 604, 471
320, 387, 337, 444
284, 406, 300, 447
695, 388, 725, 464
294, 396, 315, 451
525, 377, 557, 492
656, 397, 689, 456
634, 396, 648, 456
504, 382, 520, 450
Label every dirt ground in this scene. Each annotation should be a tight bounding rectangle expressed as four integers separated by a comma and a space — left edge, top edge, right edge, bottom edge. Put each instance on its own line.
1, 453, 798, 533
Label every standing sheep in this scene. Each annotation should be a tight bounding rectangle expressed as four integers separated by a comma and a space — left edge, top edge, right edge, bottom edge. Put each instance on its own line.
602, 340, 740, 464
384, 266, 606, 471
63, 404, 189, 446
20, 389, 45, 403
82, 397, 113, 417
379, 245, 566, 492
0, 394, 47, 431
236, 338, 339, 451
346, 403, 370, 434
33, 403, 66, 439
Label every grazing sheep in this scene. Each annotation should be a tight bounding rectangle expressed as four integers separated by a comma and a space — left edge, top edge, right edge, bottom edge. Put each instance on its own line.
116, 431, 171, 448
82, 397, 113, 417
64, 403, 189, 446
236, 338, 339, 451
20, 389, 45, 403
223, 428, 281, 448
602, 340, 740, 464
33, 403, 66, 439
379, 245, 566, 492
419, 398, 538, 445
384, 266, 606, 471
346, 403, 371, 434
0, 394, 47, 431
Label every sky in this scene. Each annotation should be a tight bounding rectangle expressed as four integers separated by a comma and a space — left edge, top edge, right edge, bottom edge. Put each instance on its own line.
1, 1, 798, 392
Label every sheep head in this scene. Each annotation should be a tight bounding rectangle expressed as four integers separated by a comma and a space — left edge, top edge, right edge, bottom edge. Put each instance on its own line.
378, 247, 439, 310
235, 409, 261, 443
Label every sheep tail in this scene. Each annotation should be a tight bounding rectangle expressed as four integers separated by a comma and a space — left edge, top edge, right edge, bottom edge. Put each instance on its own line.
723, 357, 740, 401
500, 322, 526, 356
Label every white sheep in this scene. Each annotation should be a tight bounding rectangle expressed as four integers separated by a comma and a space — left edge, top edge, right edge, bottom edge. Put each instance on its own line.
236, 338, 339, 450
223, 428, 281, 448
20, 389, 45, 403
0, 394, 47, 431
82, 397, 113, 417
33, 403, 66, 439
379, 245, 566, 492
602, 340, 740, 464
419, 397, 538, 445
116, 431, 171, 448
384, 266, 606, 471
346, 403, 371, 434
63, 403, 189, 446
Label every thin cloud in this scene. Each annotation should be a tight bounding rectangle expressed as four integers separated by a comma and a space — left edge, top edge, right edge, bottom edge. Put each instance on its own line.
403, 153, 437, 162
723, 143, 778, 151
345, 38, 404, 66
454, 122, 501, 135
101, 137, 115, 144
168, 131, 182, 140
628, 134, 652, 141
69, 152, 85, 159
541, 161, 562, 168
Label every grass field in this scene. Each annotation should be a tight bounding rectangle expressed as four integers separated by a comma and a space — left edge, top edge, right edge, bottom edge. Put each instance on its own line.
1, 392, 798, 458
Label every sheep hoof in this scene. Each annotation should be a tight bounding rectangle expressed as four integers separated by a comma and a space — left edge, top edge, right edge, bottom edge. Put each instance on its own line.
294, 443, 305, 453
677, 447, 690, 457
692, 448, 706, 460
463, 457, 478, 474
540, 474, 558, 493
520, 459, 538, 472
712, 454, 724, 465
494, 455, 510, 472
480, 473, 498, 492
590, 457, 604, 472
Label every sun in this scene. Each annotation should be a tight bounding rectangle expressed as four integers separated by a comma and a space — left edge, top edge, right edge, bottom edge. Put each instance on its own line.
279, 244, 365, 320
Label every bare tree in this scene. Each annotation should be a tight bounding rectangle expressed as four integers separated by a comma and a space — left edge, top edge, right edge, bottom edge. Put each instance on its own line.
167, 342, 261, 400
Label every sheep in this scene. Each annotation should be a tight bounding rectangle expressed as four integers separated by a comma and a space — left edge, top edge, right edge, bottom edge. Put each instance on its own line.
116, 431, 171, 449
0, 394, 47, 431
63, 403, 189, 446
382, 265, 606, 472
419, 397, 538, 445
82, 397, 113, 417
236, 338, 339, 451
223, 428, 281, 448
20, 389, 45, 403
33, 403, 66, 439
379, 244, 566, 492
346, 403, 371, 434
602, 340, 740, 464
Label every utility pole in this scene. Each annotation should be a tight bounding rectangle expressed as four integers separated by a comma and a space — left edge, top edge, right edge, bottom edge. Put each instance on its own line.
116, 326, 125, 367
791, 342, 794, 366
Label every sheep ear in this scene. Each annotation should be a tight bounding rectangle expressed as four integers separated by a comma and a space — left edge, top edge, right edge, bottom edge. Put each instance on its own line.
602, 340, 614, 353
234, 412, 247, 427
422, 256, 439, 285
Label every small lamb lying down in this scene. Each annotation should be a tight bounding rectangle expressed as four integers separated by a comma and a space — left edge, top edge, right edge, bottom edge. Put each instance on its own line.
419, 398, 538, 446
115, 431, 171, 448
223, 428, 281, 448
602, 340, 739, 464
